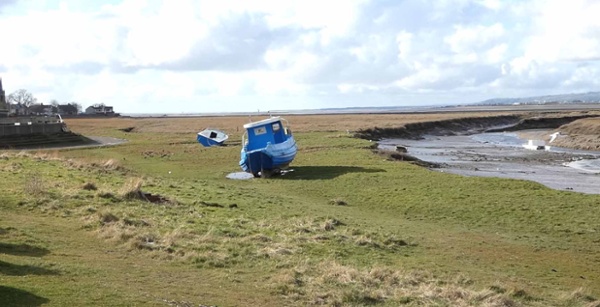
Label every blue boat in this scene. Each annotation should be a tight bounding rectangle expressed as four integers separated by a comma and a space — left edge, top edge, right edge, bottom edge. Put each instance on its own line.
197, 128, 228, 147
239, 117, 297, 177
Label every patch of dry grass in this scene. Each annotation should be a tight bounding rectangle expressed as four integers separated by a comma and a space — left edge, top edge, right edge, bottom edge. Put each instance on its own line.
84, 212, 412, 268
271, 260, 553, 306
29, 151, 61, 161
120, 177, 145, 200
558, 117, 600, 135
546, 117, 600, 150
1, 150, 62, 161
24, 172, 45, 196
560, 288, 600, 307
102, 158, 121, 170
64, 112, 525, 135
92, 211, 160, 251
96, 222, 137, 243
62, 157, 127, 173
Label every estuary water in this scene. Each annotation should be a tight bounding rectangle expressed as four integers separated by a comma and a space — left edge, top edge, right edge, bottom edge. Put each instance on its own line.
380, 131, 600, 194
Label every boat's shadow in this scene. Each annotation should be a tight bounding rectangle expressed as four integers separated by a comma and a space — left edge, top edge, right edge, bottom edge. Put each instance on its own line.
279, 166, 385, 180
222, 141, 242, 147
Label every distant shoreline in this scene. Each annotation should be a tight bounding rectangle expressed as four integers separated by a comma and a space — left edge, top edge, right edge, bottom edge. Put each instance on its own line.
120, 103, 600, 118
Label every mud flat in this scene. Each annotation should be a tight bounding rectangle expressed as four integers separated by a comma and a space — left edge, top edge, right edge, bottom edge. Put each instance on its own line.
359, 112, 600, 193
380, 131, 600, 194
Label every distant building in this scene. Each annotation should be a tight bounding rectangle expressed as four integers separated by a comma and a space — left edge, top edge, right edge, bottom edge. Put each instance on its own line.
57, 104, 78, 115
28, 103, 57, 116
85, 105, 115, 115
9, 103, 28, 116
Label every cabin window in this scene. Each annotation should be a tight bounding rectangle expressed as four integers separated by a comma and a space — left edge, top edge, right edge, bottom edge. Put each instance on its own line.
210, 131, 217, 138
272, 123, 280, 132
254, 127, 266, 135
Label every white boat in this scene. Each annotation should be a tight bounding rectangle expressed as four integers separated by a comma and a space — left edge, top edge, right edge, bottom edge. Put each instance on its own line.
197, 128, 228, 147
523, 140, 550, 151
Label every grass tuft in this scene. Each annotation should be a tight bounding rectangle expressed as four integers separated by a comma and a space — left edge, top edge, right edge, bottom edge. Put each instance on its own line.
120, 178, 146, 200
329, 198, 348, 206
383, 236, 408, 247
129, 233, 160, 250
96, 223, 136, 243
97, 191, 117, 200
98, 212, 119, 225
24, 173, 45, 196
32, 151, 61, 161
102, 159, 120, 170
509, 288, 537, 301
82, 182, 98, 191
257, 245, 294, 258
321, 218, 343, 231
561, 288, 599, 306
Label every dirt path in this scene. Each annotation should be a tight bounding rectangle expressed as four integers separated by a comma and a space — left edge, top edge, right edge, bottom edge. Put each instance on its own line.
86, 136, 127, 147
12, 136, 128, 151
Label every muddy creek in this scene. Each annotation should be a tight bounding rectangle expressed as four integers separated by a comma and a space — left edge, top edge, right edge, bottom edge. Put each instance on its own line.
380, 130, 600, 194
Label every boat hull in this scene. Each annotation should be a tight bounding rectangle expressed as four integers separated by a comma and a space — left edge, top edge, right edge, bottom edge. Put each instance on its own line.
240, 136, 297, 175
197, 135, 225, 147
197, 129, 228, 147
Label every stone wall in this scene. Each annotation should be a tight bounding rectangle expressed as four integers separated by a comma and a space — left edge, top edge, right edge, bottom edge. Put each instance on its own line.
0, 123, 65, 137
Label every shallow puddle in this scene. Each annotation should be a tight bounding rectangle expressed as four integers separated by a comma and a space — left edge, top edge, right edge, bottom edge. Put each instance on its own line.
226, 172, 255, 180
566, 159, 600, 174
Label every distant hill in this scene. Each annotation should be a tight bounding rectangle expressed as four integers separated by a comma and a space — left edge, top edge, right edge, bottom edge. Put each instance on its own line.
476, 92, 600, 105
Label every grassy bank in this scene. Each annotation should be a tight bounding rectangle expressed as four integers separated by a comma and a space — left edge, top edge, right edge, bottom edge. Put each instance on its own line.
1, 113, 600, 306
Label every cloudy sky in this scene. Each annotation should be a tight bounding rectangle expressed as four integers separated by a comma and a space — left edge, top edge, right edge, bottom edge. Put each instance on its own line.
1, 0, 599, 113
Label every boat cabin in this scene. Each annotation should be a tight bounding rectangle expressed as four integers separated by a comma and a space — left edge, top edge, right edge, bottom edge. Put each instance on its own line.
243, 117, 290, 151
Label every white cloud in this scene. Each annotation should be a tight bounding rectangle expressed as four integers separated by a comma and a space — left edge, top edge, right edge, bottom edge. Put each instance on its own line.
445, 23, 505, 54
1, 0, 600, 113
485, 44, 507, 63
563, 65, 600, 88
477, 0, 502, 11
122, 2, 208, 66
518, 0, 600, 63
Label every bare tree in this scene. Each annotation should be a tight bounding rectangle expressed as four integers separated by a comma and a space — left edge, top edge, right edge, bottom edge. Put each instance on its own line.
70, 102, 82, 113
8, 89, 37, 108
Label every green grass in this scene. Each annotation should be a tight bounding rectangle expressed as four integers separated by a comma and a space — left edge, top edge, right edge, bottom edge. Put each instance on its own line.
1, 124, 600, 306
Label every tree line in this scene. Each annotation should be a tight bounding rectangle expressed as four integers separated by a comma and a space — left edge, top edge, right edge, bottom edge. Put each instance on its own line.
7, 89, 82, 113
